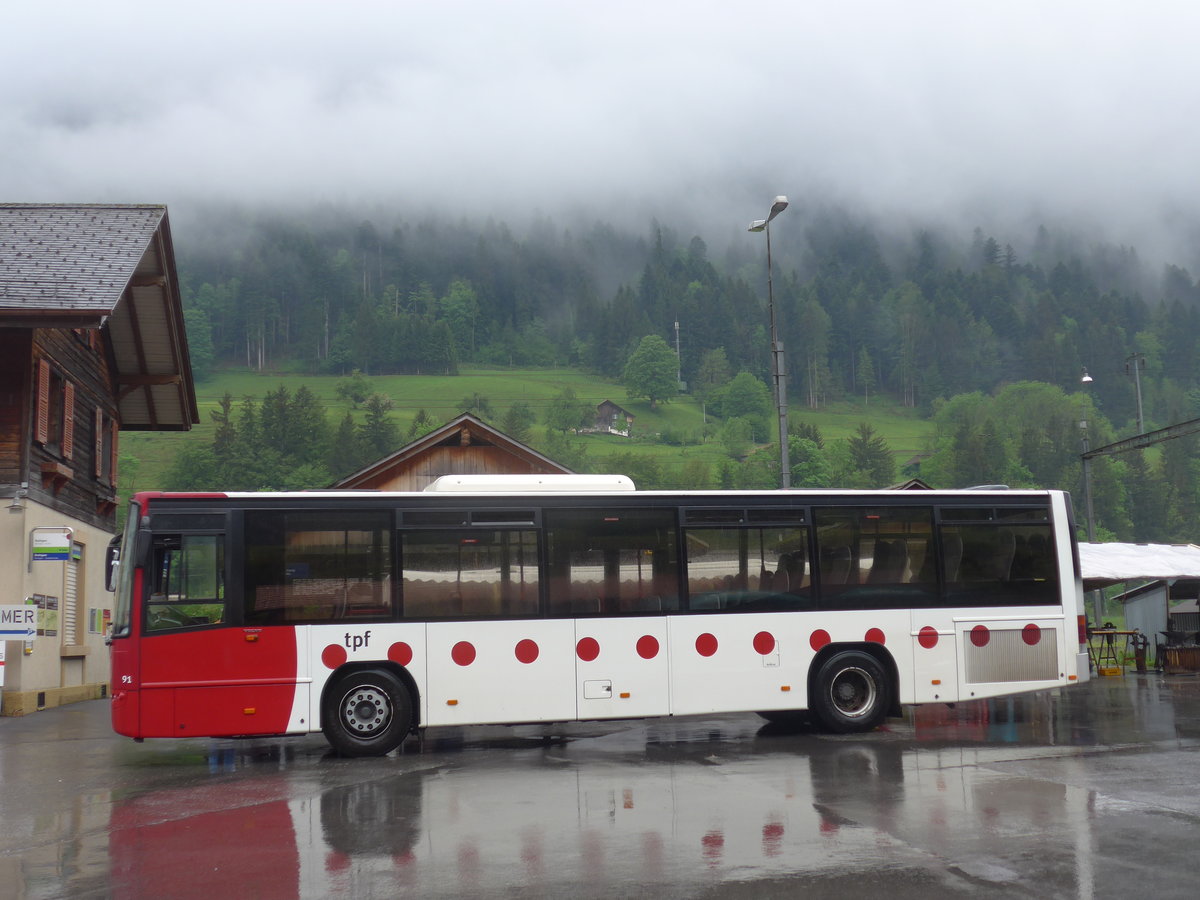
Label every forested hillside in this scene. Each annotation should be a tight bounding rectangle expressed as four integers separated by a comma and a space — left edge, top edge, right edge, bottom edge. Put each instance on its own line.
169, 205, 1200, 542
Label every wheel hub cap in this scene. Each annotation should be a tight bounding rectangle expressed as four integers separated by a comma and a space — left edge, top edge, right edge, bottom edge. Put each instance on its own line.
343, 687, 391, 734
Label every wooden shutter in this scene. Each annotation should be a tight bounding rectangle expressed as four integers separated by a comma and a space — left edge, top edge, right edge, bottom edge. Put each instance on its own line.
95, 408, 105, 478
110, 420, 119, 487
35, 359, 50, 444
62, 381, 75, 459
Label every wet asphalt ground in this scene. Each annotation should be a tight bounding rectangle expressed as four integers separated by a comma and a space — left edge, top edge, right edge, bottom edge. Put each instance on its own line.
1, 672, 1199, 899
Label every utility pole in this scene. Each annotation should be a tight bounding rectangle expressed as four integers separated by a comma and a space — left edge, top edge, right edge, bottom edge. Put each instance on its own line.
1126, 353, 1146, 434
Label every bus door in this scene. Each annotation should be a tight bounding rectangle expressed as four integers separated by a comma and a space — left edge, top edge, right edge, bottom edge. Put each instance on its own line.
138, 523, 305, 738
406, 528, 577, 726
544, 508, 677, 720
672, 513, 813, 715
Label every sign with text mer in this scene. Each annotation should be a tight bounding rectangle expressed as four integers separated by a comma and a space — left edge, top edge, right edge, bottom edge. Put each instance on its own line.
0, 605, 38, 639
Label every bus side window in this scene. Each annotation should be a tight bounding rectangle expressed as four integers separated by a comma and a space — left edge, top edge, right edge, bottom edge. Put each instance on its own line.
146, 534, 226, 632
944, 522, 1058, 606
244, 510, 393, 625
813, 507, 936, 610
545, 509, 679, 616
683, 526, 811, 612
401, 530, 539, 619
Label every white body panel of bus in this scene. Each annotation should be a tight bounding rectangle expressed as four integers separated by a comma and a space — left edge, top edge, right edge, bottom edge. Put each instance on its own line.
300, 604, 1083, 734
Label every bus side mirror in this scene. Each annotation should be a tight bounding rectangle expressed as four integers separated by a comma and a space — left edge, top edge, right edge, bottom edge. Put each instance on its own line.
105, 534, 121, 592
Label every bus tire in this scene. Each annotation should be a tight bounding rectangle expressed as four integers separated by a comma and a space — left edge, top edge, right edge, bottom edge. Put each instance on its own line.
810, 650, 889, 734
322, 668, 413, 757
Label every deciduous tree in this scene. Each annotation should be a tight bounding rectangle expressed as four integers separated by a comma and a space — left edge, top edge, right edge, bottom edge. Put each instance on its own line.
622, 334, 679, 408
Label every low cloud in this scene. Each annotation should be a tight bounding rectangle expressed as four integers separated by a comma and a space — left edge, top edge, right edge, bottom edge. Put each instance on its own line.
4, 1, 1198, 264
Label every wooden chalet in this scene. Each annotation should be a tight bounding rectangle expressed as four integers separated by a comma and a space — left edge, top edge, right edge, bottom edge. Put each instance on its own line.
593, 399, 634, 436
0, 203, 197, 715
332, 413, 570, 491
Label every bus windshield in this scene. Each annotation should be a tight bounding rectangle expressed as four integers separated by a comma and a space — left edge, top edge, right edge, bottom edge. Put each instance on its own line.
110, 500, 140, 638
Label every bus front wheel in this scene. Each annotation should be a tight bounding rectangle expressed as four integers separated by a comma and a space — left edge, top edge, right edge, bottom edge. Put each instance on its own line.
322, 668, 413, 757
810, 650, 889, 734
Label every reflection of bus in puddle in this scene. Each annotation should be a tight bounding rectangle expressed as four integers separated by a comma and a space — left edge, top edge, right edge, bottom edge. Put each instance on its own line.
910, 677, 1181, 747
106, 726, 1100, 897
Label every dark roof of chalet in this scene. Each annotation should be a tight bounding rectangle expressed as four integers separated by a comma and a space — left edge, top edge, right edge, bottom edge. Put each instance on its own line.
887, 477, 932, 490
0, 203, 198, 430
331, 413, 572, 488
597, 399, 635, 417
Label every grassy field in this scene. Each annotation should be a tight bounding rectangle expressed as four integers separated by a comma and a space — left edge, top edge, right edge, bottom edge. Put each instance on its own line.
118, 366, 935, 497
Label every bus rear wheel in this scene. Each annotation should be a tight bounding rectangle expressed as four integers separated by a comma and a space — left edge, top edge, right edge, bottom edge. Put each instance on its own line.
811, 650, 889, 734
323, 668, 413, 757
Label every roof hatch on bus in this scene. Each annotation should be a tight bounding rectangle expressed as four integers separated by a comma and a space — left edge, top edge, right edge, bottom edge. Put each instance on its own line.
423, 474, 636, 492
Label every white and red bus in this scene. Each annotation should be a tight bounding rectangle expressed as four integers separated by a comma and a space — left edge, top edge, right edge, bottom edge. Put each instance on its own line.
107, 475, 1088, 756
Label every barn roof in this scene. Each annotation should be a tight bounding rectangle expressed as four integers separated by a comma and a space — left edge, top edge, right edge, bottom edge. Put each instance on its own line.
332, 413, 572, 489
0, 203, 198, 430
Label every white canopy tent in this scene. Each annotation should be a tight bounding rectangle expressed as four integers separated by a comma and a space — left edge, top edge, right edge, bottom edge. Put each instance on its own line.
1079, 542, 1200, 590
1078, 544, 1200, 668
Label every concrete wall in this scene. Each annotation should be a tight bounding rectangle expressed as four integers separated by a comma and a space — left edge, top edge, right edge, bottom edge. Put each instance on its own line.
0, 495, 112, 715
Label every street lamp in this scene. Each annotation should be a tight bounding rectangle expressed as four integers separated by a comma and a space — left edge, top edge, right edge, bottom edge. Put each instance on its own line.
748, 196, 790, 488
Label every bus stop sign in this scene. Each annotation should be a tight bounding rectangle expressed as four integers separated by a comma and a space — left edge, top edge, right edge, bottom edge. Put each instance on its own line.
0, 605, 37, 639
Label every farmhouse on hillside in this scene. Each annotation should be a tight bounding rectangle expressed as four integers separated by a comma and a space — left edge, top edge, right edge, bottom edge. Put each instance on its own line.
591, 399, 635, 437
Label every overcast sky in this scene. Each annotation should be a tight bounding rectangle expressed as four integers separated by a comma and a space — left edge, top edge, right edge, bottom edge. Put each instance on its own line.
4, 1, 1198, 257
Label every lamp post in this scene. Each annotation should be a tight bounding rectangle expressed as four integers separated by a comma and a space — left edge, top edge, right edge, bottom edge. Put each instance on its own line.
749, 196, 790, 489
1079, 418, 1103, 627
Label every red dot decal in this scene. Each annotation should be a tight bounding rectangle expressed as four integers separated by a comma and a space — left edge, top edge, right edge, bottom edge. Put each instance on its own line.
1022, 623, 1042, 646
971, 625, 991, 647
321, 644, 347, 669
810, 629, 831, 651
515, 639, 539, 664
866, 628, 886, 645
388, 642, 413, 666
451, 641, 477, 666
918, 626, 939, 649
696, 633, 718, 657
753, 631, 776, 655
577, 637, 600, 662
637, 635, 660, 659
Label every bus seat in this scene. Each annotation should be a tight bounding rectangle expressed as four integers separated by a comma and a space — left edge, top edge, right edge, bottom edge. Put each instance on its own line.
942, 532, 963, 582
991, 529, 1017, 580
772, 553, 792, 592
867, 540, 893, 584
821, 546, 852, 584
784, 549, 808, 590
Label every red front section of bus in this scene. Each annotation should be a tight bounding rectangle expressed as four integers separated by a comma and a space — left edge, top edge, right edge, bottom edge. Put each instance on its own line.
111, 567, 300, 740
135, 627, 299, 738
110, 567, 143, 739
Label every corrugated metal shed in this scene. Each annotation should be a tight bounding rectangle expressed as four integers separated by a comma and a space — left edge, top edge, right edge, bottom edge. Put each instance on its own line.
0, 203, 198, 430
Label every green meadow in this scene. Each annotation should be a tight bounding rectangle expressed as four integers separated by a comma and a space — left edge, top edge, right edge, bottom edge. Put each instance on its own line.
118, 366, 934, 496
